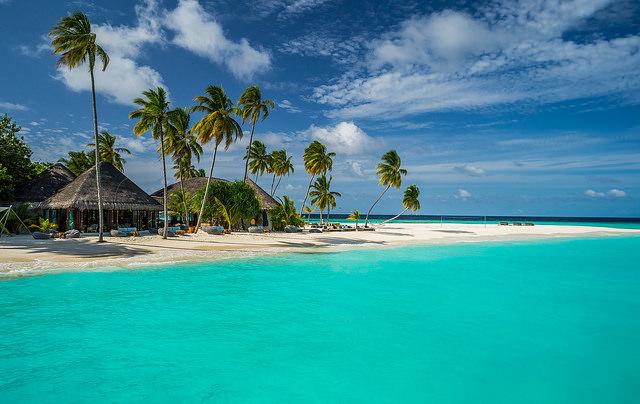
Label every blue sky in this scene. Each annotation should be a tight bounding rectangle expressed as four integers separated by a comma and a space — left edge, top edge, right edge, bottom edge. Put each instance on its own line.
1, 0, 639, 217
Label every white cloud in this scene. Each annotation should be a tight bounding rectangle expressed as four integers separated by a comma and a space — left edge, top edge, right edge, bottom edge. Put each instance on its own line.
165, 0, 271, 80
607, 189, 627, 198
454, 165, 488, 176
345, 160, 366, 178
0, 101, 27, 111
585, 189, 628, 198
278, 100, 301, 113
305, 121, 381, 155
457, 189, 472, 199
312, 0, 640, 119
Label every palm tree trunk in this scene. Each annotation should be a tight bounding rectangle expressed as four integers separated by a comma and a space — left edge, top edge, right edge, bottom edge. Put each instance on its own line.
160, 129, 168, 240
195, 144, 218, 232
273, 175, 283, 197
255, 172, 259, 184
299, 174, 315, 216
270, 173, 276, 196
327, 206, 330, 224
243, 122, 257, 181
378, 207, 409, 225
364, 185, 390, 227
179, 163, 188, 226
319, 209, 323, 225
89, 67, 104, 242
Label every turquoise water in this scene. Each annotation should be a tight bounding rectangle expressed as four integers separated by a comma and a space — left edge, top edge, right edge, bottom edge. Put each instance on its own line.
2, 236, 640, 403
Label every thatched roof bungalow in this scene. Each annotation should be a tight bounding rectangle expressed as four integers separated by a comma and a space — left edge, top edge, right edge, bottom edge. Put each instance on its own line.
13, 163, 76, 205
39, 162, 162, 232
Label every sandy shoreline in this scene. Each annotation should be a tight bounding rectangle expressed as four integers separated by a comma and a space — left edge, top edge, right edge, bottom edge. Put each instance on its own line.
1, 223, 639, 275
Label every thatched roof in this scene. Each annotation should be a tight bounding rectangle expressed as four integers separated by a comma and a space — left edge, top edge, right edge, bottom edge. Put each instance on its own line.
13, 163, 76, 203
151, 177, 279, 210
244, 178, 279, 210
39, 162, 162, 211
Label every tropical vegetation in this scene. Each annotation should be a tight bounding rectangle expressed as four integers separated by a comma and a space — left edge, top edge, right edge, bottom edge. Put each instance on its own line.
364, 150, 407, 227
1, 114, 51, 202
58, 150, 93, 176
309, 175, 341, 224
269, 149, 294, 197
129, 87, 171, 239
269, 195, 304, 231
237, 86, 274, 181
379, 185, 420, 225
191, 85, 242, 232
49, 10, 109, 241
87, 130, 131, 172
347, 209, 361, 230
245, 140, 270, 184
300, 140, 335, 216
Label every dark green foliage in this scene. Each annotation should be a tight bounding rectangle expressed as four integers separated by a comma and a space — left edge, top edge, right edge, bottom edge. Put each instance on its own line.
1, 203, 34, 235
269, 195, 304, 231
58, 150, 93, 176
0, 114, 32, 202
194, 181, 260, 229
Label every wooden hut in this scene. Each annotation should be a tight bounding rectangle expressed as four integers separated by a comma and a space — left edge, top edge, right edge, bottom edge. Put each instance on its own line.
13, 163, 76, 206
38, 162, 162, 232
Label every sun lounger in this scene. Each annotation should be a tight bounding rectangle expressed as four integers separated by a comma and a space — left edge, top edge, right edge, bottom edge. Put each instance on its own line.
525, 222, 534, 226
500, 222, 509, 226
513, 222, 522, 226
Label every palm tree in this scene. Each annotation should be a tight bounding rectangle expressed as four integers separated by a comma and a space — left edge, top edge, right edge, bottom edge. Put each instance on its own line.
58, 150, 92, 176
309, 175, 341, 225
303, 205, 316, 225
191, 85, 242, 233
347, 209, 361, 230
164, 107, 202, 226
238, 86, 274, 181
129, 87, 171, 239
299, 140, 336, 216
379, 185, 420, 225
87, 130, 131, 171
244, 140, 270, 184
364, 150, 407, 227
49, 10, 109, 241
269, 149, 294, 197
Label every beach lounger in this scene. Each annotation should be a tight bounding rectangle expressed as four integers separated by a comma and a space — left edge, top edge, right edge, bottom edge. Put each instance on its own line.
500, 222, 509, 226
513, 222, 522, 226
525, 222, 534, 226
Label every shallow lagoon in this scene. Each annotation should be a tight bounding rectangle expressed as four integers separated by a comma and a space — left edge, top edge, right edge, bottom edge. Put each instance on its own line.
2, 236, 639, 403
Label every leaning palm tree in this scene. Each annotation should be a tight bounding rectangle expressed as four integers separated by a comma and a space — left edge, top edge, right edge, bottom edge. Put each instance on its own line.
299, 140, 336, 216
163, 107, 202, 226
303, 205, 316, 225
238, 86, 274, 181
191, 85, 242, 232
269, 149, 294, 197
87, 130, 131, 171
309, 175, 341, 225
347, 209, 361, 231
364, 150, 407, 227
379, 185, 420, 225
49, 10, 109, 241
129, 87, 171, 239
243, 140, 270, 184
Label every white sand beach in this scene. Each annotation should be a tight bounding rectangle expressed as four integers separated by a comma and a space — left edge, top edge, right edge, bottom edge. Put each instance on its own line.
1, 223, 639, 274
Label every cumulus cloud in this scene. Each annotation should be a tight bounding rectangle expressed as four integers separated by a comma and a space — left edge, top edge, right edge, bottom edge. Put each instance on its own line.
345, 160, 366, 178
165, 0, 271, 80
585, 189, 627, 198
454, 164, 488, 176
305, 121, 381, 155
312, 0, 640, 119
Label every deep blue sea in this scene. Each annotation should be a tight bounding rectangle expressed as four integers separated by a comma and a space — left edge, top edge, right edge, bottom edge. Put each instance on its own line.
1, 232, 640, 402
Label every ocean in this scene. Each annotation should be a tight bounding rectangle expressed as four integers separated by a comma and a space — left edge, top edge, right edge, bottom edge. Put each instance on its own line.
1, 231, 639, 403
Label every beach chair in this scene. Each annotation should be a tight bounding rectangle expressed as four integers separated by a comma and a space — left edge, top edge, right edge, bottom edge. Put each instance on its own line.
500, 222, 509, 226
513, 222, 522, 226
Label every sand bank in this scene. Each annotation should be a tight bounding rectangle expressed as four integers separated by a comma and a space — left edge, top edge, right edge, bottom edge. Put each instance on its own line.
1, 223, 638, 275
